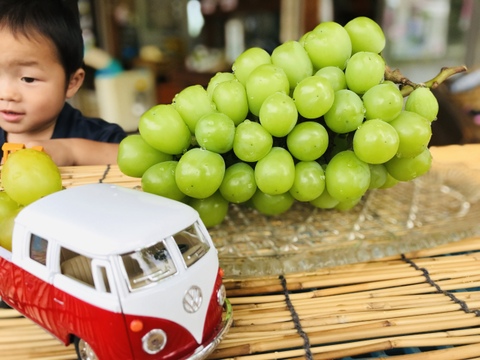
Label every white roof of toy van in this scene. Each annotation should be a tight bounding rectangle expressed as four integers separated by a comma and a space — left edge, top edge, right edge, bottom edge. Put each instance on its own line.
14, 184, 200, 257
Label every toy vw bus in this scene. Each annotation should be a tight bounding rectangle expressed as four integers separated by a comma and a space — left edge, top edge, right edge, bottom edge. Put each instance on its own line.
0, 183, 232, 359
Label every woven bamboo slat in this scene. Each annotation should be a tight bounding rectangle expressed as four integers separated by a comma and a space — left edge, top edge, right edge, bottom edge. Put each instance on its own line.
1, 144, 480, 359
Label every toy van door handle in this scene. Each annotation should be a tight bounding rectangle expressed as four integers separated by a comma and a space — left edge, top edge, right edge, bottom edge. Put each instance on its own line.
53, 297, 65, 306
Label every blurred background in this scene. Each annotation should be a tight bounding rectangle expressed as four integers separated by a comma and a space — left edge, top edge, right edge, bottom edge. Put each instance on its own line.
71, 0, 480, 145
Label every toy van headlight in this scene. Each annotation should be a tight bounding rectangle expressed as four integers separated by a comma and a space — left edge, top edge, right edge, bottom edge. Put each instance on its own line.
142, 329, 167, 354
217, 284, 226, 307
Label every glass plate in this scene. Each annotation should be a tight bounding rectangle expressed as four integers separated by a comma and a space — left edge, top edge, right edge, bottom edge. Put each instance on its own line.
209, 162, 480, 277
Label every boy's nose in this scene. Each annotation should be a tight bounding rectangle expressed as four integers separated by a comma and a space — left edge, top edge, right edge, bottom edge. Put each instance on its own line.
0, 82, 20, 102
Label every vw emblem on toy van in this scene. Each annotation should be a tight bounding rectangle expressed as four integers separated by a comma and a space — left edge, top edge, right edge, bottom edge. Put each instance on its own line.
184, 285, 203, 313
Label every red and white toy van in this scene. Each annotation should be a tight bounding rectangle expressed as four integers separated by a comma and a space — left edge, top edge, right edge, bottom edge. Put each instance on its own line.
0, 183, 232, 359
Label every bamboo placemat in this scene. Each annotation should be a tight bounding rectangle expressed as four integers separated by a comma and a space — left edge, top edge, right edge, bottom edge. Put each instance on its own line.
215, 236, 480, 359
59, 164, 141, 189
0, 308, 75, 360
2, 236, 480, 359
2, 144, 480, 359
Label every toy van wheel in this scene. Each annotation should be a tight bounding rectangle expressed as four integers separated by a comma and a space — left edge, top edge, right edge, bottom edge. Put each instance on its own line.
0, 296, 11, 309
74, 336, 99, 360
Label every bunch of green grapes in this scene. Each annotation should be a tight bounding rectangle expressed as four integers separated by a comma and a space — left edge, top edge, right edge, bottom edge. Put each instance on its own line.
118, 16, 448, 228
0, 149, 62, 250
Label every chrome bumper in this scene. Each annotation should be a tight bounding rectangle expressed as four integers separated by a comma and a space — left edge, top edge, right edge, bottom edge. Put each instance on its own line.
188, 298, 233, 360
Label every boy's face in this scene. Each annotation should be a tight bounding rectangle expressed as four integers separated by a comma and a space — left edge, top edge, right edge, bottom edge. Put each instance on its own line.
0, 28, 84, 139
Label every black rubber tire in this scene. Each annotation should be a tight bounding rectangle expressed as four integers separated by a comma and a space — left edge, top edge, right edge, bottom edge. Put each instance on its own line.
74, 336, 99, 360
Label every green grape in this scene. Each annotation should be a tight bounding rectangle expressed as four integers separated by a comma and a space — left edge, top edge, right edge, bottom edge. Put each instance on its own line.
385, 148, 432, 182
378, 172, 399, 189
293, 75, 334, 119
139, 104, 192, 155
172, 85, 216, 133
212, 79, 249, 125
353, 119, 399, 164
325, 150, 370, 201
0, 192, 21, 251
245, 63, 290, 116
254, 147, 295, 195
206, 71, 236, 98
117, 134, 172, 178
1, 149, 62, 206
309, 188, 340, 209
405, 87, 439, 122
324, 89, 365, 134
345, 51, 385, 94
303, 22, 352, 70
315, 66, 347, 91
251, 189, 295, 216
188, 191, 229, 228
232, 47, 271, 86
0, 207, 21, 251
116, 18, 452, 226
344, 16, 386, 54
141, 161, 186, 202
233, 120, 273, 162
286, 121, 329, 161
0, 191, 20, 218
219, 162, 257, 203
259, 92, 298, 137
271, 40, 313, 90
389, 111, 432, 158
298, 31, 311, 46
175, 148, 225, 199
362, 82, 403, 121
195, 112, 235, 154
335, 197, 362, 211
289, 161, 326, 202
368, 163, 388, 189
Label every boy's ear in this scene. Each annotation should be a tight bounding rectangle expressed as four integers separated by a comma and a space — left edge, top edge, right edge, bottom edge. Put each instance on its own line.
66, 68, 85, 99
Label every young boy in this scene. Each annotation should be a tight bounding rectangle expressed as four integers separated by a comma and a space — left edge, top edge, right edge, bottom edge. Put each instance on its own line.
0, 0, 128, 166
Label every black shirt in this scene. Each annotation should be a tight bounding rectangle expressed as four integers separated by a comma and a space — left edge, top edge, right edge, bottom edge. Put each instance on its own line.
0, 102, 127, 158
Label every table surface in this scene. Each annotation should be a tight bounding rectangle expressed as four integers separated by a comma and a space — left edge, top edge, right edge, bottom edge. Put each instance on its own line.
430, 143, 480, 171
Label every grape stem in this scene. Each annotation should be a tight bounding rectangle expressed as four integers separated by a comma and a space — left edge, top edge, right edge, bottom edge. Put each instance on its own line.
385, 65, 468, 96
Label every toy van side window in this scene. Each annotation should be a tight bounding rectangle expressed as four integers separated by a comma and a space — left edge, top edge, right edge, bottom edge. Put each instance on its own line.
30, 234, 48, 265
121, 241, 177, 291
173, 223, 210, 268
60, 247, 111, 292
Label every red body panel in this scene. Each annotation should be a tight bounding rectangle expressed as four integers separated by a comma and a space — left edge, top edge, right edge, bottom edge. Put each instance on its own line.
0, 258, 225, 360
203, 270, 224, 341
0, 259, 132, 358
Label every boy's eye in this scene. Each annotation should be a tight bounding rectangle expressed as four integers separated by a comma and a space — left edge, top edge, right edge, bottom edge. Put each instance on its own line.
21, 77, 36, 83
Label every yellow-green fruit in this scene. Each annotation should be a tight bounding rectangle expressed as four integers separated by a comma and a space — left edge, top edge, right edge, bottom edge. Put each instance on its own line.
0, 208, 21, 251
1, 149, 62, 206
117, 134, 173, 178
0, 191, 20, 219
188, 191, 229, 228
405, 87, 439, 122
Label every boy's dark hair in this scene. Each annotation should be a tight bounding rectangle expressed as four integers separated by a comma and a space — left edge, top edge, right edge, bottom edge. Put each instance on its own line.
0, 0, 83, 79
